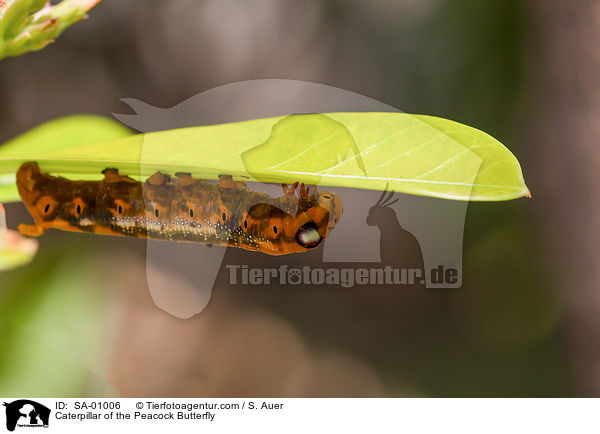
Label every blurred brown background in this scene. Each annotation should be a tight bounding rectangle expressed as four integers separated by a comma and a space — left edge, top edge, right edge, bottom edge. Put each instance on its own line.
0, 0, 594, 396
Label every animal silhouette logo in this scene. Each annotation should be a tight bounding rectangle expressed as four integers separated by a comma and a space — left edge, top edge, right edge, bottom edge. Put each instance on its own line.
366, 186, 424, 272
3, 400, 50, 432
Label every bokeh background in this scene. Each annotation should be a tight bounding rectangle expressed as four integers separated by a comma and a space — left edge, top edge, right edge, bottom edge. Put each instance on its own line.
0, 0, 593, 396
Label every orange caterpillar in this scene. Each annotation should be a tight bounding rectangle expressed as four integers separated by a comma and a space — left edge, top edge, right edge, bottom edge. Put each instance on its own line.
15, 162, 343, 255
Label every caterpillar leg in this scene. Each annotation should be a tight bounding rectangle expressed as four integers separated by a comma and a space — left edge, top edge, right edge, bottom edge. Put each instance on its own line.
175, 172, 194, 186
299, 183, 319, 200
18, 223, 44, 237
218, 174, 245, 190
147, 172, 170, 185
281, 182, 299, 199
101, 168, 137, 184
218, 174, 234, 189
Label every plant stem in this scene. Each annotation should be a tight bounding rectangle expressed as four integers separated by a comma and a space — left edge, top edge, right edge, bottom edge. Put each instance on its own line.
0, 0, 103, 60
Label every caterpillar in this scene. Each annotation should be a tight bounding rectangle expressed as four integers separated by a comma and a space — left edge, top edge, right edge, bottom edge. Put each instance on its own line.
15, 162, 343, 255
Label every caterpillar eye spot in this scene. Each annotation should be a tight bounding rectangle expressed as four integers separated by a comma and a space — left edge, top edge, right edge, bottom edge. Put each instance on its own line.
154, 209, 159, 218
243, 220, 248, 229
323, 195, 331, 199
273, 225, 278, 235
222, 212, 226, 222
37, 196, 56, 217
118, 205, 123, 215
76, 204, 82, 215
189, 209, 194, 218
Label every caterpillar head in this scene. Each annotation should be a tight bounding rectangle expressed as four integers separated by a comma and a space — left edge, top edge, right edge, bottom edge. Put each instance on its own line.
241, 190, 342, 255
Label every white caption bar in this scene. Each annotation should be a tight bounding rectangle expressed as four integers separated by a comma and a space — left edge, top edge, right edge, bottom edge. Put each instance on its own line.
0, 398, 596, 434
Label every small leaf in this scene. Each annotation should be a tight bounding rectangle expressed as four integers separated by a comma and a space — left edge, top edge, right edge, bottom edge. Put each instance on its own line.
0, 0, 103, 61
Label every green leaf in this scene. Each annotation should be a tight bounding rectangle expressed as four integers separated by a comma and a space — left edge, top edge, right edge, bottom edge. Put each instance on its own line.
0, 112, 529, 202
